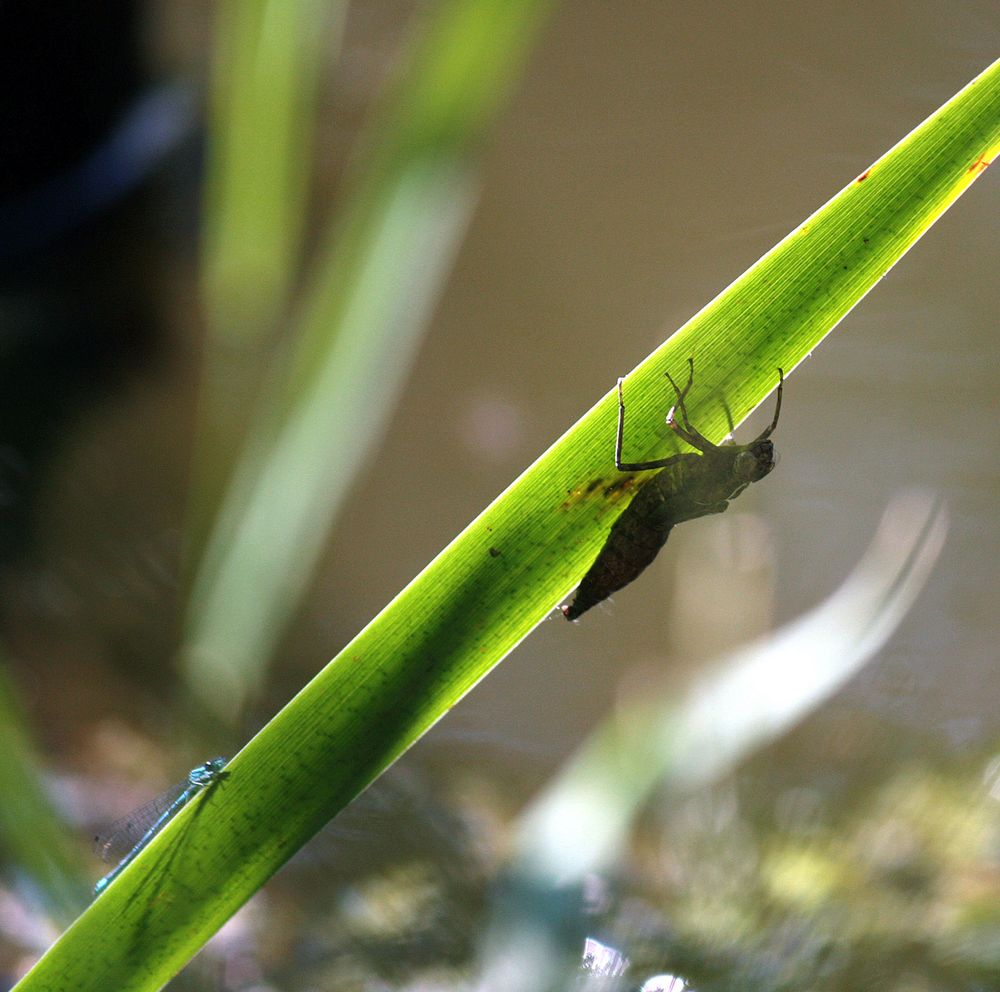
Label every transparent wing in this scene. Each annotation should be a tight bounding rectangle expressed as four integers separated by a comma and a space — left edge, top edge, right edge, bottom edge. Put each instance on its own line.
93, 779, 190, 864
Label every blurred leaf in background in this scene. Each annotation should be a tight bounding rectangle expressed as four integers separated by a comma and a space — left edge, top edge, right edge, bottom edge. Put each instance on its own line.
0, 665, 84, 926
184, 0, 556, 720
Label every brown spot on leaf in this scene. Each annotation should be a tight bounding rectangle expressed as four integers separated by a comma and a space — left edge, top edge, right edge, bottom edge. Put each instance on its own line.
968, 153, 991, 174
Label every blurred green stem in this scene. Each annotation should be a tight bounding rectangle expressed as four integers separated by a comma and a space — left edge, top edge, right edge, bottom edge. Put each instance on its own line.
0, 662, 86, 923
183, 0, 555, 718
190, 0, 344, 567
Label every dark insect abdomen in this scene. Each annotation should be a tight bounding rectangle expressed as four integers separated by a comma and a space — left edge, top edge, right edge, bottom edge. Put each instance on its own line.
561, 485, 673, 620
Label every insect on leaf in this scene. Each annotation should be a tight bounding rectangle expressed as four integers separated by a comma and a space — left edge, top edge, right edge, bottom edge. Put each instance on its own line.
562, 359, 783, 620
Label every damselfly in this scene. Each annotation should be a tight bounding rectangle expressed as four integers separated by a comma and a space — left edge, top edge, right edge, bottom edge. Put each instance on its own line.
93, 756, 227, 897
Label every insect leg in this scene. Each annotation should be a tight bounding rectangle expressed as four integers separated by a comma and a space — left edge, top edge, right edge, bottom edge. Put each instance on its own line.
718, 394, 736, 442
615, 378, 677, 471
753, 368, 784, 441
665, 359, 714, 452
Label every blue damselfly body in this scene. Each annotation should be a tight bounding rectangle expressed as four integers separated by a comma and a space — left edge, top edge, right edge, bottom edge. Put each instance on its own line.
93, 757, 227, 897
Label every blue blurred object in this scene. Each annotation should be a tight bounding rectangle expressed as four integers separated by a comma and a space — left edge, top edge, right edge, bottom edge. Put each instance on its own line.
0, 84, 196, 261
